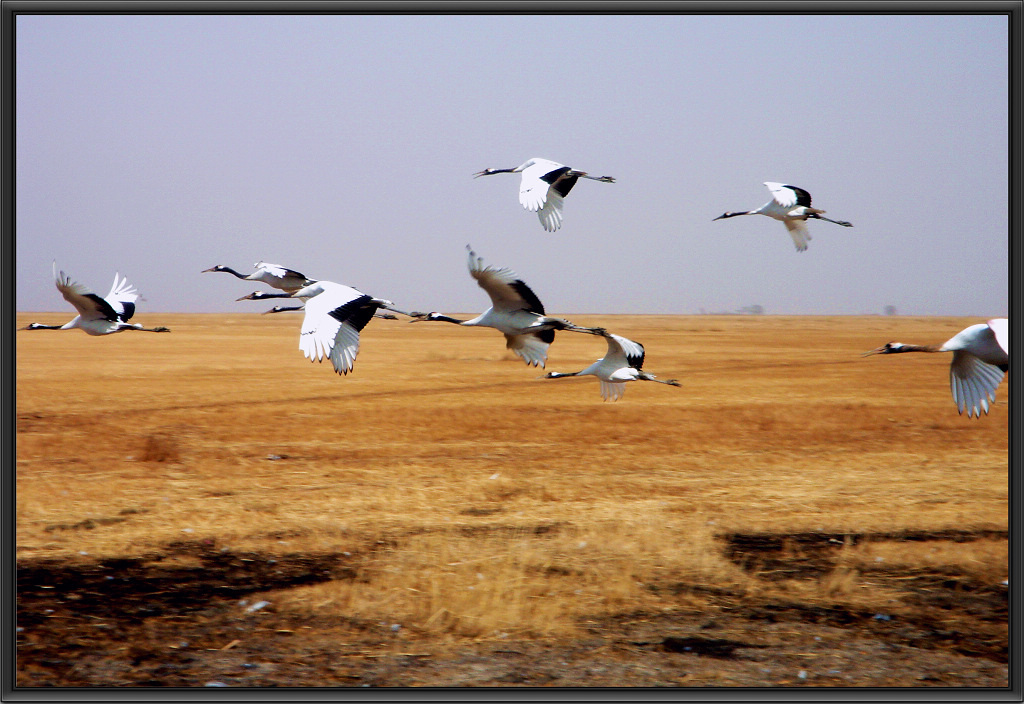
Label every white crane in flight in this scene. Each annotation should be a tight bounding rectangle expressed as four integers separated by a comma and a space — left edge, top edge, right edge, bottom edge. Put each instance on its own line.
409, 245, 603, 367
713, 182, 852, 252
863, 318, 1009, 417
474, 157, 615, 232
544, 330, 680, 401
202, 261, 315, 292
274, 280, 416, 375
22, 263, 170, 335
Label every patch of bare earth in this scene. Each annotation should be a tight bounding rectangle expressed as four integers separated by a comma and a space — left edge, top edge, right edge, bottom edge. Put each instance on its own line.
17, 529, 1007, 687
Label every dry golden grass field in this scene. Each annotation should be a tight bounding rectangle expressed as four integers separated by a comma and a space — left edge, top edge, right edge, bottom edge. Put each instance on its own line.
15, 312, 1010, 689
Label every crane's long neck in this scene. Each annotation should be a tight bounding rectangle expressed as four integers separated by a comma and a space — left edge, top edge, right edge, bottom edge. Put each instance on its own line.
213, 267, 248, 279
545, 371, 583, 379
24, 323, 63, 330
238, 291, 291, 302
432, 314, 468, 324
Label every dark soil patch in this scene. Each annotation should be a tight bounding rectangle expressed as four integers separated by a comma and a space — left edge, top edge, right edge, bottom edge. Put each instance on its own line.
15, 532, 1011, 689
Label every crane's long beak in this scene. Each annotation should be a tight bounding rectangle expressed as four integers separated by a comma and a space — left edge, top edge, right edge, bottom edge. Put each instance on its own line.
861, 346, 887, 357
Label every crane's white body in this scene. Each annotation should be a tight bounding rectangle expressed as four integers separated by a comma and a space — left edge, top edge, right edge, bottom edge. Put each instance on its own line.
714, 182, 852, 252
411, 246, 602, 367
864, 318, 1009, 418
203, 261, 315, 292
23, 263, 169, 335
474, 157, 615, 232
545, 331, 680, 401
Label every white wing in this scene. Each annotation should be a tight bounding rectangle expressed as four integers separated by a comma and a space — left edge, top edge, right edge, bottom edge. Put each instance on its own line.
988, 318, 1009, 356
504, 332, 550, 368
764, 182, 798, 208
598, 380, 626, 401
253, 262, 312, 291
537, 191, 564, 232
949, 350, 1006, 417
53, 265, 110, 322
104, 272, 140, 319
517, 159, 567, 212
298, 300, 340, 365
783, 219, 811, 252
297, 283, 373, 375
604, 333, 644, 368
329, 318, 362, 375
105, 272, 139, 303
254, 262, 290, 278
466, 248, 544, 314
519, 174, 551, 212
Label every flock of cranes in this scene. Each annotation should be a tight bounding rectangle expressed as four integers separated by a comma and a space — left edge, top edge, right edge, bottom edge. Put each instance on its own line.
22, 158, 1008, 412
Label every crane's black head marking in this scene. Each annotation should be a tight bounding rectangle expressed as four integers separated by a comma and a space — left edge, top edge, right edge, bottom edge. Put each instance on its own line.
862, 342, 903, 356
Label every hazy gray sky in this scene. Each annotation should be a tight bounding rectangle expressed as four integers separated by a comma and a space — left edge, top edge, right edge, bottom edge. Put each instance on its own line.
15, 12, 1009, 316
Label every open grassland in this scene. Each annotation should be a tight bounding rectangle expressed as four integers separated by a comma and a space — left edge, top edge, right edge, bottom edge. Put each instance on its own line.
15, 313, 1009, 688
